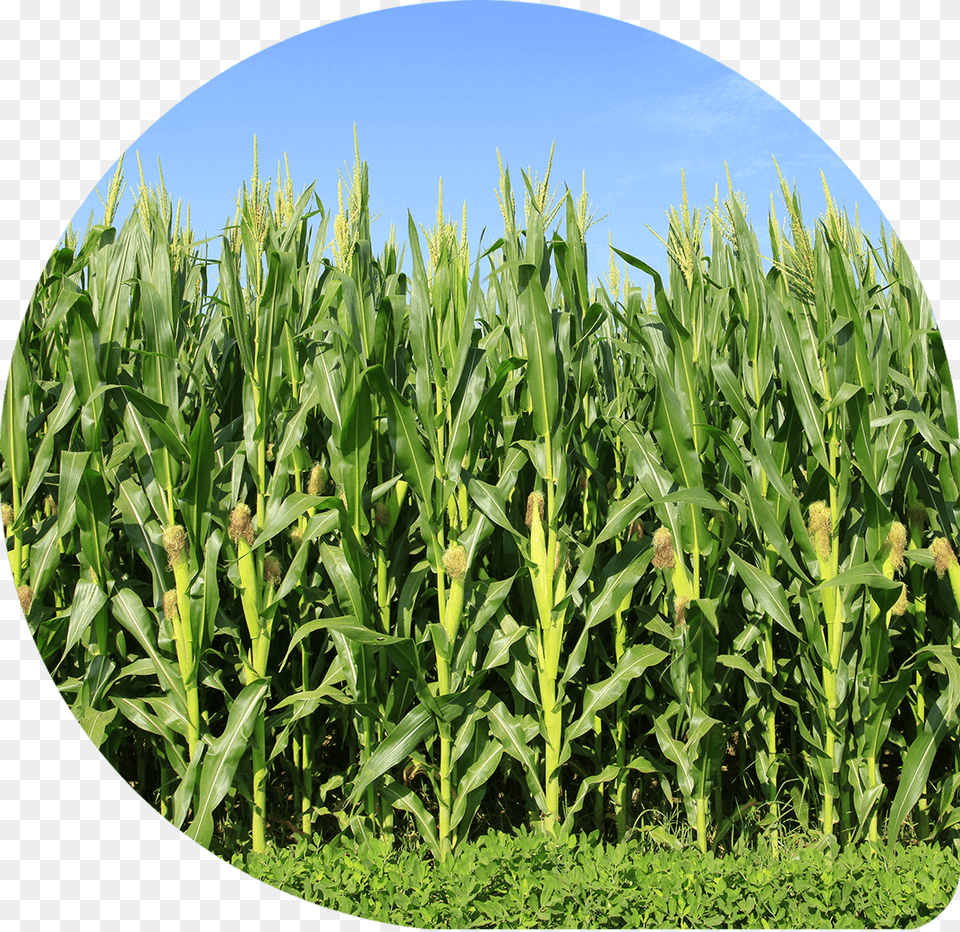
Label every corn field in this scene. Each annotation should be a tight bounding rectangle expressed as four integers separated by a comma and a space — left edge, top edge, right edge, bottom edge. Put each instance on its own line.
5, 143, 960, 862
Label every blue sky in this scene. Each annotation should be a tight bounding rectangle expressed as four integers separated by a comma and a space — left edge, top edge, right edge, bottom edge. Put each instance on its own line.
71, 0, 890, 283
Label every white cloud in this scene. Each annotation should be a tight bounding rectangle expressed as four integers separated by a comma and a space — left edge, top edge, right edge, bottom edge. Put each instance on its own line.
602, 71, 782, 139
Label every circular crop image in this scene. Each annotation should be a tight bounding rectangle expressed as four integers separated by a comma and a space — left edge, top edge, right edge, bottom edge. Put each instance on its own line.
7, 3, 959, 927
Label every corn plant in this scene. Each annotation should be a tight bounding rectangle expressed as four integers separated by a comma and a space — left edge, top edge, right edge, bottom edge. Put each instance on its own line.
5, 142, 960, 866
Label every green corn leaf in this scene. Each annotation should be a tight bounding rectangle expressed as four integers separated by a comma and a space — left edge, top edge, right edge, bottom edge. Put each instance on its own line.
875, 408, 953, 459
117, 477, 166, 598
366, 364, 436, 514
826, 238, 873, 395
20, 376, 79, 513
449, 739, 504, 833
308, 618, 409, 647
483, 621, 529, 670
611, 246, 687, 341
406, 212, 436, 383
28, 522, 62, 605
59, 578, 107, 663
137, 281, 181, 423
815, 564, 904, 591
66, 295, 100, 407
318, 543, 370, 625
765, 285, 829, 471
118, 385, 190, 462
565, 644, 668, 745
653, 487, 723, 512
187, 678, 270, 849
909, 645, 960, 723
328, 629, 360, 700
110, 695, 187, 774
112, 586, 188, 714
74, 704, 118, 749
886, 731, 936, 848
56, 450, 89, 540
351, 703, 436, 802
518, 266, 559, 440
711, 357, 752, 427
594, 481, 650, 547
273, 379, 321, 466
464, 474, 520, 539
76, 468, 111, 584
172, 744, 204, 831
729, 552, 802, 638
313, 345, 344, 435
278, 615, 354, 671
583, 544, 650, 631
717, 653, 766, 685
182, 396, 214, 554
339, 365, 373, 534
486, 702, 545, 803
257, 250, 296, 408
560, 763, 623, 835
850, 778, 886, 835
2, 343, 30, 498
217, 241, 254, 377
380, 778, 441, 860
738, 465, 812, 582
200, 530, 223, 649
653, 714, 695, 800
253, 492, 327, 548
844, 391, 878, 501
471, 574, 516, 635
270, 686, 351, 715
445, 351, 487, 482
40, 279, 91, 335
